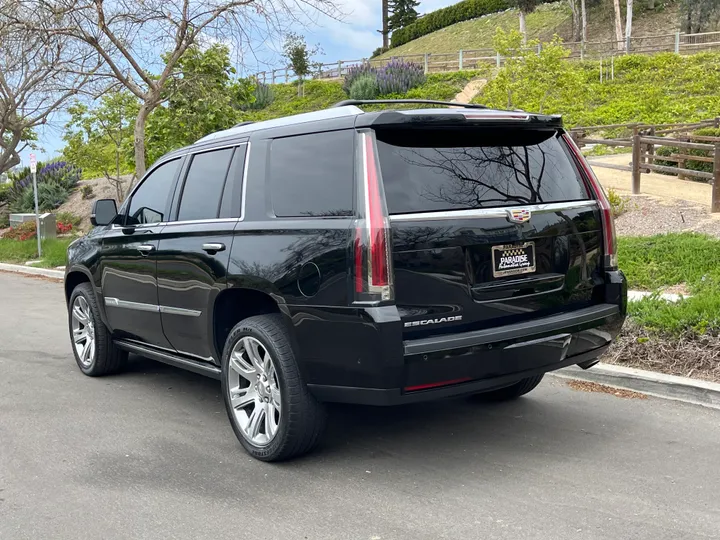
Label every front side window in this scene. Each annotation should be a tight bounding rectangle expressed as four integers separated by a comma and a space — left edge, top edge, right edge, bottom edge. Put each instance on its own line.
126, 159, 181, 225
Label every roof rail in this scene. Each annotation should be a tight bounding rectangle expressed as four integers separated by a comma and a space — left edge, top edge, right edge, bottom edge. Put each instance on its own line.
233, 121, 255, 128
332, 99, 488, 109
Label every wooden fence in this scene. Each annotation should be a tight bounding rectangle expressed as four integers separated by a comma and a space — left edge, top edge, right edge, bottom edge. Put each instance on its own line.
253, 30, 720, 84
569, 118, 720, 212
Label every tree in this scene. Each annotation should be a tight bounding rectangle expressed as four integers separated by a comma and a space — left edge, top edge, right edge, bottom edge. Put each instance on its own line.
625, 0, 634, 52
0, 10, 97, 174
568, 0, 581, 42
581, 0, 587, 43
680, 0, 720, 33
282, 33, 321, 97
14, 0, 341, 178
510, 0, 540, 44
63, 92, 138, 200
613, 0, 624, 51
379, 0, 390, 49
388, 0, 420, 32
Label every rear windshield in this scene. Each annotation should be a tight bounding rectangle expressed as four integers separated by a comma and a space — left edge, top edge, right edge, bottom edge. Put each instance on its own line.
375, 129, 589, 215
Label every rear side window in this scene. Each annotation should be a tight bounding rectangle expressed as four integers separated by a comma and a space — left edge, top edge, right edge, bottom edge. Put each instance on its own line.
177, 148, 234, 221
376, 129, 589, 214
269, 131, 354, 217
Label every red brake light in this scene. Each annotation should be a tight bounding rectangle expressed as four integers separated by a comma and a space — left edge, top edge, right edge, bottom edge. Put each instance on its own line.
562, 133, 618, 270
353, 132, 394, 304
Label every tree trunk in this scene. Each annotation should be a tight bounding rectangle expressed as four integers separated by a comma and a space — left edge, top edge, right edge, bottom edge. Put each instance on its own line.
133, 103, 152, 179
519, 10, 527, 44
625, 0, 633, 52
382, 0, 389, 49
613, 0, 624, 51
568, 0, 581, 42
581, 0, 587, 42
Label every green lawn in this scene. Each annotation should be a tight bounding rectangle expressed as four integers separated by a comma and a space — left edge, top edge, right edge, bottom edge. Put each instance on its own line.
0, 238, 72, 268
619, 233, 720, 336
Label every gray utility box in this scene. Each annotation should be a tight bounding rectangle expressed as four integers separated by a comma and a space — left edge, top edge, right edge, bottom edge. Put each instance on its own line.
9, 213, 57, 240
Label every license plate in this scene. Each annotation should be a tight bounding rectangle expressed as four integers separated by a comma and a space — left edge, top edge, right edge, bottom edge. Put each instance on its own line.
492, 242, 536, 278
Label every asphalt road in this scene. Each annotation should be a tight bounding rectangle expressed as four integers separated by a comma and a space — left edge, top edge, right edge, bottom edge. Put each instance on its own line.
2, 272, 720, 540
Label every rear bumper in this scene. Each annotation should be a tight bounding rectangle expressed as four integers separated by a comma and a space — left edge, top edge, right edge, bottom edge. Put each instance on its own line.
308, 344, 609, 406
294, 271, 626, 406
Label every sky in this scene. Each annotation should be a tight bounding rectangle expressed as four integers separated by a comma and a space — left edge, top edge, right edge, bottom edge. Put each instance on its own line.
20, 0, 458, 168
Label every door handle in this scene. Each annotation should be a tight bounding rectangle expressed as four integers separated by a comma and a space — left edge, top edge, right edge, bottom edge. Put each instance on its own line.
202, 243, 226, 253
137, 244, 155, 256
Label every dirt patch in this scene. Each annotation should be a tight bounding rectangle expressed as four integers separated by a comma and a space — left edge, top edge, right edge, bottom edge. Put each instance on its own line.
566, 379, 648, 399
453, 79, 487, 103
614, 195, 720, 238
57, 175, 134, 232
604, 322, 720, 383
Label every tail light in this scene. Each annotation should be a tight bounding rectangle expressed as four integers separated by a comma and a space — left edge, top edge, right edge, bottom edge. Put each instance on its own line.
562, 133, 618, 270
353, 131, 394, 304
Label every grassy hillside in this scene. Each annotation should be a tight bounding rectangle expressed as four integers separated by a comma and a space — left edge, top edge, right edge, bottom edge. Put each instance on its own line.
377, 0, 680, 58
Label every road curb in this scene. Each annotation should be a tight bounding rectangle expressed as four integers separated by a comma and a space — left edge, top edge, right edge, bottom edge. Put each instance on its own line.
0, 262, 64, 280
553, 363, 720, 410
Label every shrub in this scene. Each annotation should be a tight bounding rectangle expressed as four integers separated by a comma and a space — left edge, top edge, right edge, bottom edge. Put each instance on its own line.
3, 221, 37, 241
247, 82, 274, 110
6, 160, 81, 211
57, 221, 73, 234
12, 183, 71, 213
56, 211, 82, 227
371, 46, 389, 58
38, 161, 81, 191
81, 185, 94, 199
343, 63, 377, 95
376, 60, 426, 95
349, 75, 379, 100
0, 213, 9, 228
607, 188, 629, 217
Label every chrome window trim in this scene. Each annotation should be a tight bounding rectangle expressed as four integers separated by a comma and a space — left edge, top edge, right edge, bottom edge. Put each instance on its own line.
105, 297, 201, 317
162, 218, 240, 227
388, 200, 598, 222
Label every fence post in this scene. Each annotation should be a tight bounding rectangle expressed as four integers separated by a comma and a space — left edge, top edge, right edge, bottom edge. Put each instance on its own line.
424, 53, 429, 74
459, 49, 463, 70
714, 143, 720, 213
580, 41, 585, 61
496, 52, 501, 68
675, 32, 681, 54
715, 116, 720, 129
537, 43, 542, 55
647, 126, 656, 163
337, 60, 343, 77
285, 68, 289, 82
272, 70, 276, 84
632, 125, 642, 194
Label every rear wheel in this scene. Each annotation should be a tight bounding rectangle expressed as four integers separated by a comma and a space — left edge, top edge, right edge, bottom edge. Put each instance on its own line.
221, 314, 326, 461
68, 283, 127, 376
473, 375, 544, 402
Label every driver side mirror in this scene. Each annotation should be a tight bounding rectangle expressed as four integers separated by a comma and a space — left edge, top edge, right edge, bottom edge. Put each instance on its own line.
91, 199, 118, 227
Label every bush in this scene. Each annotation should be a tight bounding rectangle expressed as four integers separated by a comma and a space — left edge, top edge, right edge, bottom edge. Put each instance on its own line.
6, 160, 81, 212
0, 213, 9, 228
12, 182, 71, 213
38, 161, 81, 191
343, 63, 377, 95
81, 185, 94, 199
607, 188, 629, 217
247, 82, 274, 110
57, 221, 73, 234
3, 221, 37, 241
349, 75, 379, 100
371, 46, 389, 58
56, 211, 82, 227
376, 60, 426, 95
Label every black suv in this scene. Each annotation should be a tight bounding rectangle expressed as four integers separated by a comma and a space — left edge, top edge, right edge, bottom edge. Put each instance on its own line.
65, 100, 626, 461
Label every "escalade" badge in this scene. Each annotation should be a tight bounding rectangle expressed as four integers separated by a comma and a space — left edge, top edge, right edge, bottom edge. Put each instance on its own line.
404, 315, 463, 328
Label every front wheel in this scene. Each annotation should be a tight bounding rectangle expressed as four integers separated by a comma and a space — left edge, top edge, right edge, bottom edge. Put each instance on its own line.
221, 314, 326, 462
473, 375, 545, 402
68, 283, 127, 376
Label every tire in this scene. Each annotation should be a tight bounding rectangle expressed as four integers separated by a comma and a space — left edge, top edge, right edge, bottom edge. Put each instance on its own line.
473, 374, 545, 402
68, 282, 127, 376
221, 314, 327, 462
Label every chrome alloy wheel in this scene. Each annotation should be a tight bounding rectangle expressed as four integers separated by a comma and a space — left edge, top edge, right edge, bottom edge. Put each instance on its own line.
227, 336, 282, 446
71, 296, 96, 367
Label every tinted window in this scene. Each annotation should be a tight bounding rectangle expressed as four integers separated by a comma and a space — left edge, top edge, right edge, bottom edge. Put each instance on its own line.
177, 148, 234, 221
270, 131, 354, 217
127, 159, 180, 225
376, 130, 589, 214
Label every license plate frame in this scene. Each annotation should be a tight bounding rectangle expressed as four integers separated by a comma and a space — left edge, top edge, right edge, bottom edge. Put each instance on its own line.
492, 242, 536, 278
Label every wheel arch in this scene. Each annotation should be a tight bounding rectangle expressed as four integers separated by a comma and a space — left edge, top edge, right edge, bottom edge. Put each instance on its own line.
211, 285, 295, 364
64, 266, 110, 327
